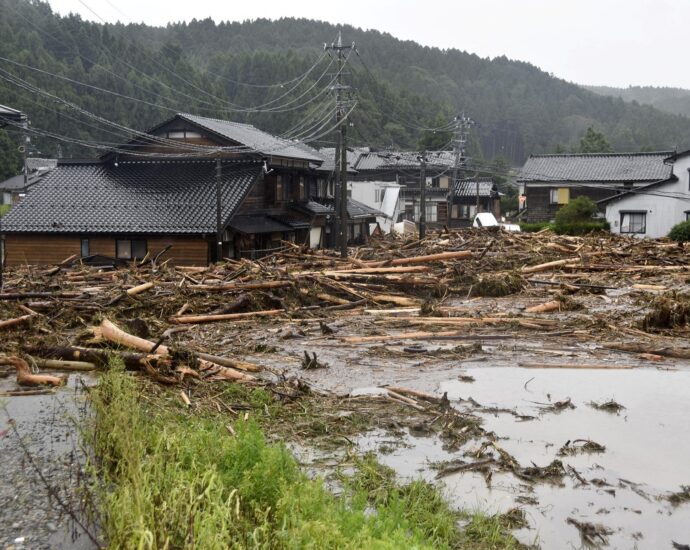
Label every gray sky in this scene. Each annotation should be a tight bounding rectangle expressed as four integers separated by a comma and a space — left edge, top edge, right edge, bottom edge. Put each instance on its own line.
47, 0, 689, 89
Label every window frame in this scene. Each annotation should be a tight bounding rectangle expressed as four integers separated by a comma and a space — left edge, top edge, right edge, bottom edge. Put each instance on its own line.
619, 211, 647, 234
116, 238, 148, 260
80, 238, 90, 257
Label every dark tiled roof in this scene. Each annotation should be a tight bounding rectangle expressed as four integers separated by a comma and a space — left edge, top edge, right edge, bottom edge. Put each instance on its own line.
318, 147, 361, 173
300, 198, 382, 219
518, 152, 674, 183
454, 178, 498, 198
269, 213, 311, 230
177, 113, 323, 164
401, 187, 450, 197
354, 150, 455, 172
2, 159, 261, 234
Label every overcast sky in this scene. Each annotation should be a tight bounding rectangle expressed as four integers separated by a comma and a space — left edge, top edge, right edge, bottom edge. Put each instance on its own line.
47, 0, 689, 89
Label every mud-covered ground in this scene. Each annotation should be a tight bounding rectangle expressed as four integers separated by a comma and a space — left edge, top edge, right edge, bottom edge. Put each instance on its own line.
2, 231, 690, 548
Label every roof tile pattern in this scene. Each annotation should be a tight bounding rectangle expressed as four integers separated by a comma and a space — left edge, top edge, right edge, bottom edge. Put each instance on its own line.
518, 152, 674, 183
179, 113, 323, 163
2, 160, 261, 234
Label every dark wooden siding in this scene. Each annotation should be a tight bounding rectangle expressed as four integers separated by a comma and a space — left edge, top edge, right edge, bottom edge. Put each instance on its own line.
5, 234, 209, 266
525, 185, 618, 223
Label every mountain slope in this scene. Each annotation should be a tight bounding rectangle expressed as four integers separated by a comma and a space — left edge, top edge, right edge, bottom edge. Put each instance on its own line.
1, 0, 690, 180
585, 85, 690, 118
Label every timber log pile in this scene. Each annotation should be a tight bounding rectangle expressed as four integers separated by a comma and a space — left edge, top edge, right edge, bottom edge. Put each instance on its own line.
1, 228, 689, 390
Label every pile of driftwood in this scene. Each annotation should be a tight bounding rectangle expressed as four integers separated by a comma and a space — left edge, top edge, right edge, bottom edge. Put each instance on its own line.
1, 228, 689, 390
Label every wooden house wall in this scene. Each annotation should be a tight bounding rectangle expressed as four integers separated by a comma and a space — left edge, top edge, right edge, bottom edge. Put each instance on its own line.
525, 185, 616, 222
4, 234, 209, 266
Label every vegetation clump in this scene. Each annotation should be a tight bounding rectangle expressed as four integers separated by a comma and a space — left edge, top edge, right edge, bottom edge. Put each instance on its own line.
640, 291, 690, 330
88, 368, 522, 549
552, 196, 610, 235
471, 271, 526, 297
668, 220, 690, 243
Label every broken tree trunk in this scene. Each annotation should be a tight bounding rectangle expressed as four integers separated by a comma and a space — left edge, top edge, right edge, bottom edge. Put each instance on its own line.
364, 250, 472, 268
521, 258, 580, 274
0, 357, 67, 386
603, 342, 690, 360
170, 309, 284, 325
0, 313, 36, 330
99, 319, 254, 381
525, 300, 561, 313
126, 281, 155, 296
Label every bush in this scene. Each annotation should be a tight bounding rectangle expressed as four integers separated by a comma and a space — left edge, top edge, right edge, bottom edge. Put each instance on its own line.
553, 220, 610, 235
0, 204, 10, 217
554, 196, 598, 225
668, 221, 690, 243
520, 222, 551, 233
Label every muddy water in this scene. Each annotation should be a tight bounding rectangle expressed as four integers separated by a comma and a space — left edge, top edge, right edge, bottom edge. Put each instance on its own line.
360, 367, 690, 549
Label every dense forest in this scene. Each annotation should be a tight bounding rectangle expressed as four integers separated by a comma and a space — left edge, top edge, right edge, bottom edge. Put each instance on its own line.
2, 0, 690, 181
585, 85, 690, 119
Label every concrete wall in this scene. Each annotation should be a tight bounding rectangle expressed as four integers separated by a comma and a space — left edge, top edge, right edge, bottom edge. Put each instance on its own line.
606, 157, 690, 239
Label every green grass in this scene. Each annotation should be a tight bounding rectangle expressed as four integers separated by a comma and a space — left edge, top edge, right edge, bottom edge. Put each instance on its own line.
88, 367, 522, 549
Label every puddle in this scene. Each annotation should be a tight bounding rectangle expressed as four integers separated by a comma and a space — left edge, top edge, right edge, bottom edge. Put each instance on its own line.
357, 367, 690, 549
1, 373, 99, 549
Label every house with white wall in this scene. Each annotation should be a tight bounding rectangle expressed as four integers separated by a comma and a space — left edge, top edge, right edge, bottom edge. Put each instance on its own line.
347, 180, 402, 233
602, 151, 690, 238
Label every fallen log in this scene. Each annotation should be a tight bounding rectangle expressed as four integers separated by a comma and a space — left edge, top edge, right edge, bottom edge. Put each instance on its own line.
126, 281, 155, 296
195, 352, 261, 373
364, 250, 472, 268
0, 313, 36, 330
25, 345, 175, 371
525, 300, 561, 314
188, 280, 292, 292
100, 319, 254, 381
33, 359, 97, 372
519, 362, 633, 369
521, 258, 580, 274
170, 309, 284, 324
603, 342, 690, 360
0, 357, 68, 386
385, 386, 441, 403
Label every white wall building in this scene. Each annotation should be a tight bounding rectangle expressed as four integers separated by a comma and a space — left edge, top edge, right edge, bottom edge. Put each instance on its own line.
603, 152, 690, 239
347, 180, 402, 233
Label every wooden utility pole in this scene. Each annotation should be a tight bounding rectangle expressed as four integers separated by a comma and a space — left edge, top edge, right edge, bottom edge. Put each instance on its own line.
325, 32, 354, 258
419, 152, 427, 239
215, 156, 223, 262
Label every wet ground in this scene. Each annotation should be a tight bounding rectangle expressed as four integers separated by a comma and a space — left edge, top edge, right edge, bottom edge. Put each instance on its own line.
0, 374, 97, 550
221, 288, 690, 549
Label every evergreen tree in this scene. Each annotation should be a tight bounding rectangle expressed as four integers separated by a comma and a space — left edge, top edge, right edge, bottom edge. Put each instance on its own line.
579, 127, 613, 153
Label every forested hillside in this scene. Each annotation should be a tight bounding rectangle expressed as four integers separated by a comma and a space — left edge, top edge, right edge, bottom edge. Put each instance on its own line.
585, 85, 690, 118
2, 0, 690, 181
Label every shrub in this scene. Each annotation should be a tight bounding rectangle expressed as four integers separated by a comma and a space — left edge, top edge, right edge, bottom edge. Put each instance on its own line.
519, 222, 551, 233
554, 196, 598, 225
553, 220, 610, 235
668, 220, 690, 243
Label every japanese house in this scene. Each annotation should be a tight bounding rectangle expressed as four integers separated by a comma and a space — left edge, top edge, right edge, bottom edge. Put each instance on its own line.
517, 152, 673, 223
1, 113, 379, 266
448, 178, 501, 227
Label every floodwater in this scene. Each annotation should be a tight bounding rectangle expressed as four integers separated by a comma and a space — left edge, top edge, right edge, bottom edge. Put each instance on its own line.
0, 373, 98, 550
358, 367, 690, 549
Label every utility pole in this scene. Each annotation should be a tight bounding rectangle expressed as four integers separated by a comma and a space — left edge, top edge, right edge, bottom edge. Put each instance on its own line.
325, 32, 354, 258
419, 152, 427, 239
215, 156, 223, 263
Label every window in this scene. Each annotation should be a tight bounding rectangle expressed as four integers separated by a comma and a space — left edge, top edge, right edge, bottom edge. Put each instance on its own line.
375, 188, 387, 203
80, 238, 90, 257
425, 204, 438, 222
116, 239, 147, 260
685, 211, 690, 222
299, 177, 305, 200
550, 187, 570, 205
275, 176, 284, 204
620, 212, 646, 234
